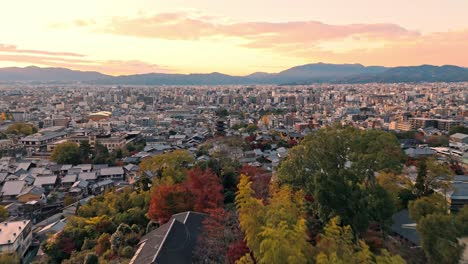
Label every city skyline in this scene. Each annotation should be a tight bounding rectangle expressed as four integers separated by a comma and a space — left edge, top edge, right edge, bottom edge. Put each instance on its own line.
2, 0, 468, 75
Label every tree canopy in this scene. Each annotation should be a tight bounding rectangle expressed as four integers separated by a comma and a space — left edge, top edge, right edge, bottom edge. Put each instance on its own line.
448, 125, 468, 135
6, 122, 37, 135
408, 194, 447, 222
0, 205, 9, 222
50, 141, 81, 165
0, 253, 20, 264
414, 158, 453, 198
277, 126, 405, 233
148, 168, 223, 224
42, 186, 150, 263
139, 150, 194, 183
236, 174, 314, 263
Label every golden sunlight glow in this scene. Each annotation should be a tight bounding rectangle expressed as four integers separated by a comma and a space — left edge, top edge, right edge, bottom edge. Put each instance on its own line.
1, 0, 468, 75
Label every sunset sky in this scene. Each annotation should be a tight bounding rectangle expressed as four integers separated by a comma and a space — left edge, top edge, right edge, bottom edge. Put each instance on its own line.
1, 0, 468, 75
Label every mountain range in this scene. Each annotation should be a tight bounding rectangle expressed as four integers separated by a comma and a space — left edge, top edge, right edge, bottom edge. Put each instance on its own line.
1, 63, 468, 85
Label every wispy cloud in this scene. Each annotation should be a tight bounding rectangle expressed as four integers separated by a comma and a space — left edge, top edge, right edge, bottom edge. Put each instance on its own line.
0, 43, 171, 75
96, 12, 419, 45
0, 44, 85, 57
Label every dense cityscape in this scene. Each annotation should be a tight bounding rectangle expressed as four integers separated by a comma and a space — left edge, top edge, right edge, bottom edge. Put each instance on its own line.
2, 0, 468, 263
0, 81, 466, 263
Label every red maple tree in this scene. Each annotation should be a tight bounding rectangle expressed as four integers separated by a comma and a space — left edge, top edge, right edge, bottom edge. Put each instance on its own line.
239, 165, 271, 200
226, 240, 250, 264
184, 168, 224, 212
148, 168, 224, 224
148, 184, 194, 224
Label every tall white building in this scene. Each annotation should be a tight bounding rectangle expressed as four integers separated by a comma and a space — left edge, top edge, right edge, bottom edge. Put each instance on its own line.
0, 220, 33, 257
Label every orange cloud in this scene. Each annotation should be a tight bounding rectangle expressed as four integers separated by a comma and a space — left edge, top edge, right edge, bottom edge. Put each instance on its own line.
76, 12, 468, 67
99, 12, 419, 45
283, 29, 468, 67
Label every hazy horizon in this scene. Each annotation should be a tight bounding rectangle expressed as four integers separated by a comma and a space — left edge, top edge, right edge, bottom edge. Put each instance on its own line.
2, 0, 468, 75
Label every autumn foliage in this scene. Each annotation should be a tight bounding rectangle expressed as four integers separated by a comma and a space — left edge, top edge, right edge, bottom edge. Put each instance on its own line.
239, 165, 271, 200
185, 168, 224, 212
148, 168, 224, 224
226, 240, 250, 264
148, 184, 194, 224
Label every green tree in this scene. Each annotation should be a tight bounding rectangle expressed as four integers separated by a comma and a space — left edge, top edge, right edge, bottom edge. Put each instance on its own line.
79, 141, 92, 163
398, 189, 417, 209
417, 214, 463, 264
95, 233, 111, 256
414, 159, 427, 197
92, 143, 110, 164
367, 185, 396, 234
51, 141, 80, 165
375, 250, 406, 264
215, 108, 229, 117
377, 172, 412, 210
0, 205, 9, 222
315, 217, 373, 264
6, 122, 38, 135
115, 148, 123, 159
408, 194, 447, 222
315, 217, 405, 264
454, 205, 468, 235
139, 150, 194, 183
236, 174, 314, 263
244, 124, 258, 134
83, 253, 99, 264
0, 253, 20, 264
448, 125, 468, 135
414, 158, 453, 198
277, 126, 405, 234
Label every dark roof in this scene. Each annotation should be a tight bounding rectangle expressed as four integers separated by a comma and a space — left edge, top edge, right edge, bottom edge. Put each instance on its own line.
451, 183, 468, 200
130, 211, 207, 264
390, 209, 420, 245
453, 175, 468, 183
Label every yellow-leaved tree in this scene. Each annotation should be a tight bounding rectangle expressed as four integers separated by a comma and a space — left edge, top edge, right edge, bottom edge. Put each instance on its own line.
139, 149, 194, 183
236, 174, 314, 264
315, 217, 405, 264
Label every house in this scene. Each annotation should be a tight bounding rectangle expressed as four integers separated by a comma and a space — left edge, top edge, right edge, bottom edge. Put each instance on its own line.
91, 179, 115, 194
61, 174, 77, 188
196, 155, 210, 162
450, 176, 468, 213
68, 180, 89, 198
1, 181, 26, 200
59, 165, 73, 175
73, 164, 92, 173
130, 211, 207, 264
18, 173, 35, 186
16, 186, 45, 203
124, 164, 139, 179
0, 220, 33, 257
15, 162, 33, 174
33, 175, 58, 192
390, 210, 420, 246
404, 147, 436, 159
0, 172, 8, 186
36, 219, 67, 241
450, 133, 468, 144
78, 172, 97, 183
450, 133, 468, 151
92, 164, 109, 170
99, 167, 125, 181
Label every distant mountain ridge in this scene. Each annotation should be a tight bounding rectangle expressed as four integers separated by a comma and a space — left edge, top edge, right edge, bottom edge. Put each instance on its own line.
0, 66, 109, 82
341, 65, 468, 83
1, 63, 468, 84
